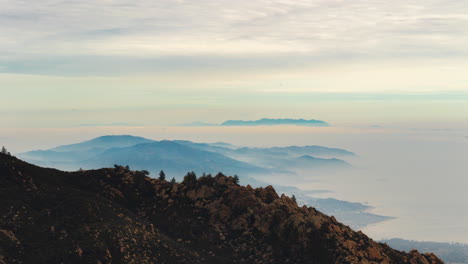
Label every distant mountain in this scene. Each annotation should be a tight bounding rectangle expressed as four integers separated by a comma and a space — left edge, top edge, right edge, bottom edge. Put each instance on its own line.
18, 135, 384, 229
20, 138, 268, 177
168, 142, 353, 176
215, 146, 354, 172
0, 153, 444, 264
81, 141, 269, 177
232, 155, 350, 174
382, 238, 468, 264
224, 146, 355, 161
19, 136, 354, 175
178, 118, 330, 127
268, 146, 355, 157
290, 155, 351, 169
207, 142, 237, 149
53, 135, 153, 152
173, 141, 354, 162
19, 135, 155, 171
222, 118, 329, 126
173, 140, 231, 153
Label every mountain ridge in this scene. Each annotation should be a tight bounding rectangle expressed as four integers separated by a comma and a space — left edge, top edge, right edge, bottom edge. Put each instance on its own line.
0, 153, 443, 264
16, 135, 391, 229
180, 118, 330, 127
19, 136, 353, 175
221, 118, 330, 126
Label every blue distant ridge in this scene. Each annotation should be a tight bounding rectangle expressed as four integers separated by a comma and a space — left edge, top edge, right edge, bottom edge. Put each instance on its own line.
221, 118, 329, 126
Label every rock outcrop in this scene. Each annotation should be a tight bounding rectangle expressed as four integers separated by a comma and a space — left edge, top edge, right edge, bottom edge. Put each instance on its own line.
0, 153, 443, 263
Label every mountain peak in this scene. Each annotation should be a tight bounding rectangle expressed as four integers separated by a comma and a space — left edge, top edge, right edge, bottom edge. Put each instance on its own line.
93, 134, 146, 140
49, 135, 154, 153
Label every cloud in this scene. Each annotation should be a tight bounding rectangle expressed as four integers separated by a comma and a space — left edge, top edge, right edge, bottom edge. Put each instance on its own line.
1, 0, 468, 75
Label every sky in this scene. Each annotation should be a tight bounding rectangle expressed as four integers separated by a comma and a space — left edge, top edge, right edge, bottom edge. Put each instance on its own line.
1, 1, 468, 244
1, 0, 468, 145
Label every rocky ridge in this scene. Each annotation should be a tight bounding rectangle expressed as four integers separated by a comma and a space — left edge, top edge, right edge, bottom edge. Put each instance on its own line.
0, 153, 443, 263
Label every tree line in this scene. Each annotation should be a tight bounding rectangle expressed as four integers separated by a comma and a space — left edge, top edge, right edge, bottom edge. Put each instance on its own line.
114, 164, 241, 186
1, 146, 11, 156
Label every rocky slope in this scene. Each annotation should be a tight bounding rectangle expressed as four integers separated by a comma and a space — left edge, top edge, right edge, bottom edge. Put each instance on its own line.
0, 153, 443, 264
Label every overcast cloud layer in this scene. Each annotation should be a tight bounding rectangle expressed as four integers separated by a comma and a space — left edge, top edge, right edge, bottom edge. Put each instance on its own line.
2, 0, 468, 128
2, 0, 468, 75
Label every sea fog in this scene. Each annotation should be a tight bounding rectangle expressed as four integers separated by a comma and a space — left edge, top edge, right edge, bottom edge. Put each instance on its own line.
295, 129, 468, 244
2, 123, 468, 243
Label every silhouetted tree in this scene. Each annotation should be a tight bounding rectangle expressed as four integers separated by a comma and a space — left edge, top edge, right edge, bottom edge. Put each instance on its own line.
170, 177, 176, 184
1, 146, 11, 156
292, 195, 297, 203
159, 170, 166, 180
125, 165, 130, 171
183, 171, 197, 186
233, 175, 240, 185
141, 170, 150, 176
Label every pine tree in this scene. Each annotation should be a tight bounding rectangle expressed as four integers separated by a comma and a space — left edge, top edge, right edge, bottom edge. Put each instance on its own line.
159, 170, 166, 181
292, 195, 297, 203
183, 171, 197, 186
1, 146, 7, 154
170, 177, 176, 184
233, 175, 240, 184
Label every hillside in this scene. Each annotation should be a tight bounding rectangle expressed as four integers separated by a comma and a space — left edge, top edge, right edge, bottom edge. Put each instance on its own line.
0, 153, 443, 264
382, 238, 468, 264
